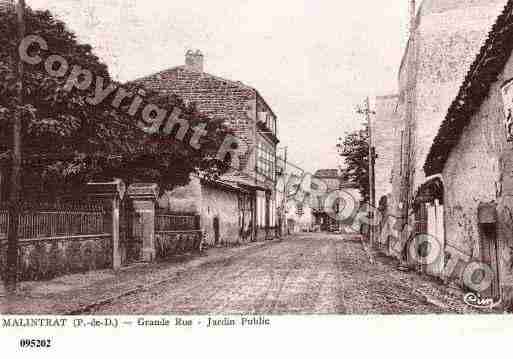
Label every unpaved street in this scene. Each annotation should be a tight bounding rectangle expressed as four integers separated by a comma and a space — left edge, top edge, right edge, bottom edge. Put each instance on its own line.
91, 233, 469, 315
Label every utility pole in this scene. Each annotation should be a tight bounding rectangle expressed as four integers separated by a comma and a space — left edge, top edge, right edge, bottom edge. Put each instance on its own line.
366, 97, 376, 248
358, 97, 376, 247
6, 0, 25, 294
365, 97, 376, 248
281, 146, 287, 237
276, 146, 287, 237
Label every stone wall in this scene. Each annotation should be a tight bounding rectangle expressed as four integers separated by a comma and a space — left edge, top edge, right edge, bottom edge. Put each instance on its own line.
443, 39, 513, 296
201, 184, 243, 245
388, 0, 506, 260
155, 231, 201, 258
390, 30, 412, 229
412, 0, 505, 192
165, 176, 253, 245
373, 94, 400, 204
0, 235, 112, 281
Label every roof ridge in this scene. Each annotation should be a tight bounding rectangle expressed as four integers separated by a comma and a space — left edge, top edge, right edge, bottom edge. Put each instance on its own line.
129, 65, 256, 91
424, 0, 513, 176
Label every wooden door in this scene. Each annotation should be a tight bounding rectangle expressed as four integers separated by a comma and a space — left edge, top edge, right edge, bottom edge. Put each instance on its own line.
413, 203, 428, 273
479, 226, 500, 299
213, 216, 220, 245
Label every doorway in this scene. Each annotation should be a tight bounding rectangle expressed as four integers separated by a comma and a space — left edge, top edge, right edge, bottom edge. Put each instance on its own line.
213, 216, 220, 245
479, 224, 500, 299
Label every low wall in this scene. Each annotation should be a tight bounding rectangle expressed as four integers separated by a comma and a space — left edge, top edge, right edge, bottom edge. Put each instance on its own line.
155, 230, 202, 259
0, 234, 112, 281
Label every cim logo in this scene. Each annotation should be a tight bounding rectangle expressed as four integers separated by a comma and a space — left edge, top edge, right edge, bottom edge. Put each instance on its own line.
463, 292, 501, 309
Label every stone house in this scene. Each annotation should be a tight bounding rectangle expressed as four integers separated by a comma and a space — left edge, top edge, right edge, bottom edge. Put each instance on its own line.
424, 0, 513, 303
389, 0, 506, 266
310, 169, 361, 232
134, 50, 279, 245
311, 169, 340, 232
275, 158, 314, 234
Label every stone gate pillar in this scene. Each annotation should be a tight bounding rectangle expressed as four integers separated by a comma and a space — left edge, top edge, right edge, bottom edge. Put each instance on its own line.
87, 179, 126, 271
127, 183, 159, 263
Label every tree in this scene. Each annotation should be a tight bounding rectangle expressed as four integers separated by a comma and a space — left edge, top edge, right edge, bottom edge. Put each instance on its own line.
0, 7, 233, 198
0, 7, 133, 196
337, 122, 369, 203
99, 87, 235, 190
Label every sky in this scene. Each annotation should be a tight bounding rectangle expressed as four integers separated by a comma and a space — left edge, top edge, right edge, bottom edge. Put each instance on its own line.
27, 0, 414, 173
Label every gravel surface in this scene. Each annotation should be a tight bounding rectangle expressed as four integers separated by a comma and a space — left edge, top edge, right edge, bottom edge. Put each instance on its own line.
91, 233, 475, 315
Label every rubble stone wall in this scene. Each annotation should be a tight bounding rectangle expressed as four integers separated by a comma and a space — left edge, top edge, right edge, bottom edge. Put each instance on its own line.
443, 45, 513, 296
155, 231, 202, 258
389, 0, 505, 261
0, 235, 112, 281
412, 0, 505, 192
374, 94, 400, 204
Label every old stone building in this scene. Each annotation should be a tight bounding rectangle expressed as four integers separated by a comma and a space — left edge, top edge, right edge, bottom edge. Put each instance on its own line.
373, 95, 400, 205
275, 158, 313, 234
158, 175, 253, 245
134, 51, 279, 245
310, 169, 361, 232
390, 0, 506, 265
371, 94, 402, 252
311, 169, 341, 231
424, 0, 513, 303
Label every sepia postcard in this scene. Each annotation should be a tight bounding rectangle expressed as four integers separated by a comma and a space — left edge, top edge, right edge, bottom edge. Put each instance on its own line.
1, 0, 513, 356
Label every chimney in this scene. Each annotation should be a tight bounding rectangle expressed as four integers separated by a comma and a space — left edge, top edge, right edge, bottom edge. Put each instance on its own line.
185, 49, 204, 72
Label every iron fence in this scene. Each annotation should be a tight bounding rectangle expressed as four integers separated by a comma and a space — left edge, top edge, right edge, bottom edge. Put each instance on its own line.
0, 202, 106, 239
155, 211, 199, 232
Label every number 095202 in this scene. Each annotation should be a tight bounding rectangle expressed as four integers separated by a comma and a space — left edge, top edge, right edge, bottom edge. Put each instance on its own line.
19, 339, 52, 349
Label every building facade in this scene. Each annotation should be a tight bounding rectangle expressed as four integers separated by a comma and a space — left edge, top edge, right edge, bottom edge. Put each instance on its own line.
424, 0, 513, 304
134, 51, 279, 244
373, 94, 400, 205
372, 94, 402, 252
275, 158, 314, 234
389, 0, 506, 264
310, 169, 361, 233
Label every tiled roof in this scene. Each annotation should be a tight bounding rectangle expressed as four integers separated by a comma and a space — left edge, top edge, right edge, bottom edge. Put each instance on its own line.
130, 66, 276, 120
424, 0, 513, 176
130, 66, 257, 120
